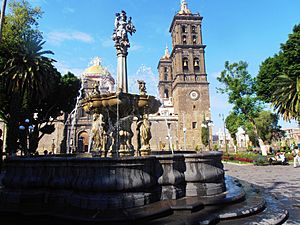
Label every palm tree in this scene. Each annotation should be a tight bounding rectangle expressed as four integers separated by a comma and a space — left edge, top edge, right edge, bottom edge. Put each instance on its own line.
0, 36, 59, 154
272, 74, 300, 124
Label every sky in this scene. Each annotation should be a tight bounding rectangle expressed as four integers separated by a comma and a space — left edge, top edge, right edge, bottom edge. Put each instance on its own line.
17, 0, 300, 133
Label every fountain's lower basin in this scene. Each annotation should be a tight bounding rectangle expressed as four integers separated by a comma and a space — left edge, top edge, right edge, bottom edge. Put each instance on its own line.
0, 152, 224, 209
0, 151, 288, 224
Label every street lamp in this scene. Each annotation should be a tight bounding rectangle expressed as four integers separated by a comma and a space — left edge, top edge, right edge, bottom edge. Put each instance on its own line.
183, 127, 187, 151
219, 113, 228, 153
19, 119, 34, 155
201, 117, 213, 150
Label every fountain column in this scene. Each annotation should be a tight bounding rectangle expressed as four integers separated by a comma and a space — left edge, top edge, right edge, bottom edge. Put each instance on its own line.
116, 47, 128, 92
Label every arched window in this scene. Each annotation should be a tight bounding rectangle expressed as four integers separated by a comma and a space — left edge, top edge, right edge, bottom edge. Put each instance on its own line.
182, 57, 189, 72
181, 25, 186, 33
182, 35, 187, 45
78, 131, 89, 152
164, 89, 169, 98
164, 73, 168, 80
192, 25, 197, 33
192, 35, 197, 44
193, 58, 200, 72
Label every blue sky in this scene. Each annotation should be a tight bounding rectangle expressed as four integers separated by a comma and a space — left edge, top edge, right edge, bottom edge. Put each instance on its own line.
23, 0, 300, 133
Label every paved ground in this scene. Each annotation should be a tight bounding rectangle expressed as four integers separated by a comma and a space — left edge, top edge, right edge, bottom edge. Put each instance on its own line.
224, 163, 300, 224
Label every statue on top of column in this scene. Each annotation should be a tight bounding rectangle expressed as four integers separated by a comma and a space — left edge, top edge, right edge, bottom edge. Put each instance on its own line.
112, 10, 136, 51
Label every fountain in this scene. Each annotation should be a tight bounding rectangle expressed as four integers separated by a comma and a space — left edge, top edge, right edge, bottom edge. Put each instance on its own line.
0, 10, 288, 225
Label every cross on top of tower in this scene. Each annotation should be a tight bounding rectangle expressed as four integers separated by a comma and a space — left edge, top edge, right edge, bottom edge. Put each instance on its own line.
179, 0, 191, 14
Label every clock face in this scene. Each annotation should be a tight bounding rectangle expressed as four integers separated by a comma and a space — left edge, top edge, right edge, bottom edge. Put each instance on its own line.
189, 90, 199, 100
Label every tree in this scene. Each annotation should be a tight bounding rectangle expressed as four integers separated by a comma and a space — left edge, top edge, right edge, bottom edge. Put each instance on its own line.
244, 111, 284, 146
257, 24, 300, 122
25, 72, 80, 154
217, 61, 264, 147
201, 126, 209, 148
0, 1, 80, 154
225, 112, 242, 147
2, 0, 42, 48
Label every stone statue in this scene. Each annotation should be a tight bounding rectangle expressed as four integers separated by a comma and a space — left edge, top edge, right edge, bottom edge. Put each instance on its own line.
137, 80, 147, 95
91, 113, 105, 152
112, 10, 136, 50
139, 115, 152, 150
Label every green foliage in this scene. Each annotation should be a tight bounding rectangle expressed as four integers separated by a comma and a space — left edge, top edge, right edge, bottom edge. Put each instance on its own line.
201, 126, 209, 147
254, 111, 284, 143
253, 155, 269, 166
0, 1, 80, 154
218, 61, 264, 145
225, 112, 242, 144
2, 0, 43, 48
213, 144, 218, 151
257, 24, 300, 121
217, 61, 263, 120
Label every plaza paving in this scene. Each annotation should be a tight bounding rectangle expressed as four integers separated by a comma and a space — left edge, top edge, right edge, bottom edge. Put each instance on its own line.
224, 163, 300, 224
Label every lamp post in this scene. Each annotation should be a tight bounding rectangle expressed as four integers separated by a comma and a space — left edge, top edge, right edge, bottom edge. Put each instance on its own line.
19, 119, 34, 155
183, 127, 187, 151
219, 113, 228, 153
201, 118, 213, 150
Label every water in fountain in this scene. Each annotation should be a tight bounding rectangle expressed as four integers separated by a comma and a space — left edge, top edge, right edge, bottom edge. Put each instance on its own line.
164, 114, 174, 154
66, 75, 86, 153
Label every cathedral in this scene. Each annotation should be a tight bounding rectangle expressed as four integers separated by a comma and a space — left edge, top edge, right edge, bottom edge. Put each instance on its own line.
36, 0, 212, 153
149, 0, 211, 150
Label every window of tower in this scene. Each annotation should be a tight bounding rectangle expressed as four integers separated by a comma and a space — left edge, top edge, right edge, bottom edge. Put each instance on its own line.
192, 26, 197, 33
164, 67, 168, 72
181, 25, 187, 33
164, 89, 169, 98
192, 122, 197, 129
192, 35, 197, 44
183, 58, 189, 72
164, 73, 168, 80
194, 58, 200, 72
182, 35, 187, 45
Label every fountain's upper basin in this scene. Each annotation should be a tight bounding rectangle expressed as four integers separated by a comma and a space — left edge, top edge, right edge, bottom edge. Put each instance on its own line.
81, 92, 161, 116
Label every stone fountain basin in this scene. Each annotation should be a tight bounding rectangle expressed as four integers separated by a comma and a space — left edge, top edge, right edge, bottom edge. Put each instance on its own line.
2, 156, 158, 192
81, 92, 161, 116
0, 151, 226, 217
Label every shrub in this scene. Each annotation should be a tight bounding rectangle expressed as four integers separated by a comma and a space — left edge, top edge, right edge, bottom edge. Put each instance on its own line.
253, 155, 269, 166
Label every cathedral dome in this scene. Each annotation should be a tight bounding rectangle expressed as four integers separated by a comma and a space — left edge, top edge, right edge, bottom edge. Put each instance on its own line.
83, 57, 114, 83
83, 57, 115, 94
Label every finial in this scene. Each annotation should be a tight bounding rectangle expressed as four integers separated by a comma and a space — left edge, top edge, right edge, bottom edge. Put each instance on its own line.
179, 0, 191, 14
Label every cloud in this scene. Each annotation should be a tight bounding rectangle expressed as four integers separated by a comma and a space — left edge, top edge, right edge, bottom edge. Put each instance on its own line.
129, 43, 143, 52
128, 65, 158, 96
54, 61, 84, 77
47, 30, 94, 45
62, 7, 75, 14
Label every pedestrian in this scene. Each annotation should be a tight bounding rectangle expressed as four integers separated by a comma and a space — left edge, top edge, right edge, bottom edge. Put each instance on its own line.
292, 146, 300, 168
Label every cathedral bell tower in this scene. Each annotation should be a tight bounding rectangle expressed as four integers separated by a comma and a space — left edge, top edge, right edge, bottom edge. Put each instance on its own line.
158, 0, 211, 149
